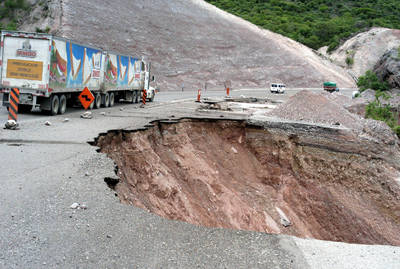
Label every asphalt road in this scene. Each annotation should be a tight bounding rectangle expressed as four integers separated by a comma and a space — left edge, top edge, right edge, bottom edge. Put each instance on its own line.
1, 88, 399, 269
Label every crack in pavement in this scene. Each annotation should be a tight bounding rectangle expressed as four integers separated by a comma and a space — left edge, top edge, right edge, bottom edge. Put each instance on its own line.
0, 139, 86, 145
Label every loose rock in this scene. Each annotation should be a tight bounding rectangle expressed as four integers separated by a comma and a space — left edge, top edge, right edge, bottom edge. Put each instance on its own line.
44, 121, 52, 126
4, 120, 19, 130
276, 207, 292, 227
80, 111, 93, 119
70, 203, 80, 209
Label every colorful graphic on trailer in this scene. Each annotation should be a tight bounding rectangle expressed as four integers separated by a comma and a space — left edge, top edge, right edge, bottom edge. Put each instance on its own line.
104, 53, 118, 87
128, 57, 140, 86
49, 40, 102, 88
118, 55, 129, 86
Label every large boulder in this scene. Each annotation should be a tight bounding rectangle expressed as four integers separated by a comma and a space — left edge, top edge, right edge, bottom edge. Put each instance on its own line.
374, 48, 400, 89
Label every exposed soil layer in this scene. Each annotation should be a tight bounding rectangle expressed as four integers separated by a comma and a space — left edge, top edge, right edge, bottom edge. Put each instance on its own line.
95, 119, 400, 245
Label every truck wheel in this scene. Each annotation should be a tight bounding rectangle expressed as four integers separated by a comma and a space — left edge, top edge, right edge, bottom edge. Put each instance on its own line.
94, 93, 101, 109
109, 92, 115, 107
103, 93, 110, 107
50, 95, 59, 116
58, 95, 67, 114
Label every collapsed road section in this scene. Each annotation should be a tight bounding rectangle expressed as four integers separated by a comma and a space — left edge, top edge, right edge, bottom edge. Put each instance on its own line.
94, 118, 400, 246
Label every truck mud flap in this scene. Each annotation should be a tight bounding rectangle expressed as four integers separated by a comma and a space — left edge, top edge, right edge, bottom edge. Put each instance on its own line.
2, 93, 10, 107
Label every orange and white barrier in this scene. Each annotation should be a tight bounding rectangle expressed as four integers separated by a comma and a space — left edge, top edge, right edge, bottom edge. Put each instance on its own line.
8, 88, 19, 121
196, 89, 201, 102
142, 89, 147, 105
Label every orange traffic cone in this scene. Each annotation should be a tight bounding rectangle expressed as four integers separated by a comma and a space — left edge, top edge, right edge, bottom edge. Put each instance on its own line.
196, 89, 201, 102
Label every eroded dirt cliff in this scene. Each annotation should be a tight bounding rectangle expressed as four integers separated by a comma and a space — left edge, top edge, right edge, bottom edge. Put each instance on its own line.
96, 119, 400, 245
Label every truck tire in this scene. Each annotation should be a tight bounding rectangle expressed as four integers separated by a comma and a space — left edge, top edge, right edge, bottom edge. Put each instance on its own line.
94, 93, 101, 109
109, 92, 115, 107
50, 95, 59, 116
103, 93, 110, 107
58, 95, 67, 114
149, 93, 154, 102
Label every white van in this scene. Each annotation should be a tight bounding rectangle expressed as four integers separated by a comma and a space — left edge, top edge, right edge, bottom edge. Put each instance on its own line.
270, 83, 286, 93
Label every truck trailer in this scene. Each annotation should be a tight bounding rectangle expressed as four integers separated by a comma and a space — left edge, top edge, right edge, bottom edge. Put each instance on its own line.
323, 82, 339, 93
0, 31, 156, 115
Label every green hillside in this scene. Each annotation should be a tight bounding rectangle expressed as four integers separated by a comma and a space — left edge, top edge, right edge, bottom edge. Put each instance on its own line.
205, 0, 400, 51
0, 0, 29, 30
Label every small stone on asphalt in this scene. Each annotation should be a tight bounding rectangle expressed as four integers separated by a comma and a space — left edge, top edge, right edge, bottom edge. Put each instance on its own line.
80, 111, 93, 119
70, 203, 80, 209
4, 120, 19, 130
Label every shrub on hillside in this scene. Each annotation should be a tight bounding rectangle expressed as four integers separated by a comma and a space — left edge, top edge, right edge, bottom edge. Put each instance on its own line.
365, 91, 400, 137
0, 0, 28, 29
206, 0, 400, 51
357, 70, 389, 92
346, 56, 354, 66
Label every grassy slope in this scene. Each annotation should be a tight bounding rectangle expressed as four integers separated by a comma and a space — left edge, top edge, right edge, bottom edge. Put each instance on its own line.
0, 0, 30, 30
205, 0, 400, 51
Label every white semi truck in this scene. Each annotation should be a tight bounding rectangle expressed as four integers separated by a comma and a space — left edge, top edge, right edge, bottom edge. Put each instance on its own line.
0, 31, 156, 115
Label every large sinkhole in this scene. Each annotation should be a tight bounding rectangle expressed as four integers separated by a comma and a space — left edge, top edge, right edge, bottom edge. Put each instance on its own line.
94, 119, 400, 245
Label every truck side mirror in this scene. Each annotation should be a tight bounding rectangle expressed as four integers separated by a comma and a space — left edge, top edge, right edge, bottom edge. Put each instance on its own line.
151, 75, 155, 82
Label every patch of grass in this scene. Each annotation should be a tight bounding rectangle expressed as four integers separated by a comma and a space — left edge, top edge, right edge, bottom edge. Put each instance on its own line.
365, 91, 400, 137
0, 0, 29, 30
345, 56, 354, 66
35, 26, 51, 33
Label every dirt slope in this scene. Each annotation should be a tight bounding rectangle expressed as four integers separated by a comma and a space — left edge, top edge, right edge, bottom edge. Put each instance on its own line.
319, 27, 400, 79
21, 0, 356, 90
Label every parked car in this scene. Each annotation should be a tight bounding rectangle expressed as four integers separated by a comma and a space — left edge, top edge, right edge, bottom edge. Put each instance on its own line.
270, 83, 286, 93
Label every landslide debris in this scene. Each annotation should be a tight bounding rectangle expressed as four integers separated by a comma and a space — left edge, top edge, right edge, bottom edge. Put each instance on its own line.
95, 118, 400, 246
267, 90, 399, 146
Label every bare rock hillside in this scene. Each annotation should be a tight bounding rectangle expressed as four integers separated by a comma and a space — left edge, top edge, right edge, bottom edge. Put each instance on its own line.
319, 27, 400, 79
22, 0, 356, 90
374, 48, 400, 89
